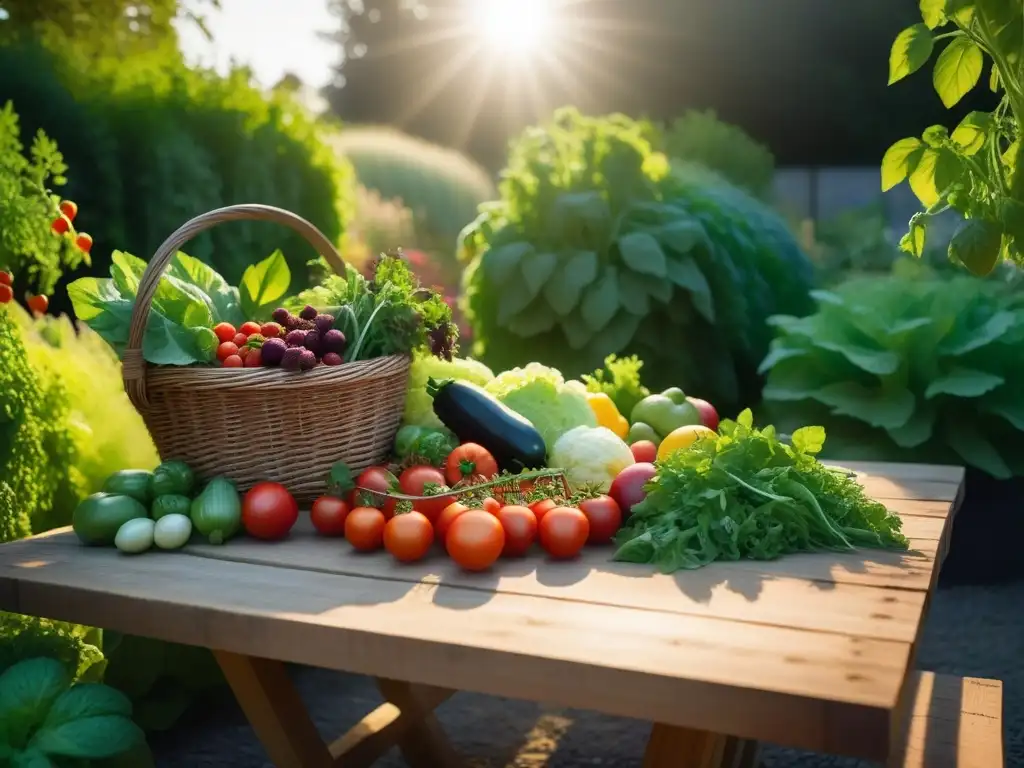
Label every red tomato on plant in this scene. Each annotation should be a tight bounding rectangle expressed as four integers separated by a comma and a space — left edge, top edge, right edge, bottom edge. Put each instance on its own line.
242, 482, 299, 540
0, 271, 11, 287
629, 440, 658, 464
528, 498, 557, 522
444, 443, 498, 485
311, 496, 349, 537
435, 502, 469, 544
398, 465, 453, 523
352, 466, 400, 518
345, 506, 386, 551
496, 505, 537, 557
59, 200, 78, 221
75, 233, 93, 254
578, 495, 622, 544
213, 323, 236, 344
481, 497, 501, 516
384, 511, 434, 563
240, 321, 263, 336
446, 510, 505, 572
51, 215, 70, 235
26, 294, 48, 315
0, 284, 12, 304
538, 507, 589, 559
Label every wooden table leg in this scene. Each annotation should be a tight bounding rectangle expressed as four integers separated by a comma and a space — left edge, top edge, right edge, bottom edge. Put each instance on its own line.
214, 650, 334, 768
374, 678, 462, 768
643, 724, 759, 768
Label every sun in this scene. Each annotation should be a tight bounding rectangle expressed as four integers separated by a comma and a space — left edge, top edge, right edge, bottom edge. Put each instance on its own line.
472, 0, 554, 55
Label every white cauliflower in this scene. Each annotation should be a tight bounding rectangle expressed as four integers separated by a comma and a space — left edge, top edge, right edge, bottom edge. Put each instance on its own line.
549, 425, 636, 492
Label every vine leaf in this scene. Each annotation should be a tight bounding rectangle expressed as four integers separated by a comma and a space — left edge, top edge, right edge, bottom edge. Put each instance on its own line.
950, 111, 991, 155
889, 24, 934, 84
881, 138, 924, 191
933, 36, 983, 108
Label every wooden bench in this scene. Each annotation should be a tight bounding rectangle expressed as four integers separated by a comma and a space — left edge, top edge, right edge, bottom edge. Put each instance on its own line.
891, 672, 1004, 768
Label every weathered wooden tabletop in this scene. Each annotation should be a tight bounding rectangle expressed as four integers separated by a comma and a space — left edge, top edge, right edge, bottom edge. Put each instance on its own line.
0, 461, 964, 763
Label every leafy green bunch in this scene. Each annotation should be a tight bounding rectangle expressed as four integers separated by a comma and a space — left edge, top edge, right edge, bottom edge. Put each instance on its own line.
459, 109, 816, 412
759, 275, 1024, 478
884, 0, 1024, 275
0, 101, 90, 295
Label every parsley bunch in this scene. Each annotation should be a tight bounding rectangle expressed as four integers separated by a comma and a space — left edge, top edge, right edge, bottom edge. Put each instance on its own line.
614, 410, 908, 573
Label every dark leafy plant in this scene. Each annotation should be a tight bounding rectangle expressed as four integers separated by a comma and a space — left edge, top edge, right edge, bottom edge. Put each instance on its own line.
459, 109, 815, 413
884, 0, 1024, 276
760, 274, 1024, 477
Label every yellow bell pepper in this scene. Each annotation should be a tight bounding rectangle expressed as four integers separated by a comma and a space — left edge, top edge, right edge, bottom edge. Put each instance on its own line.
585, 392, 629, 440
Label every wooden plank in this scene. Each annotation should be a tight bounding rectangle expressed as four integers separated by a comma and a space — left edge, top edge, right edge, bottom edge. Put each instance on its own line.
642, 724, 728, 768
0, 537, 909, 760
824, 461, 964, 485
374, 679, 461, 768
881, 499, 957, 519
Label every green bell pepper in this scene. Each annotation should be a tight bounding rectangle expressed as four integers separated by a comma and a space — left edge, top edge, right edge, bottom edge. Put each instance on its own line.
629, 390, 702, 438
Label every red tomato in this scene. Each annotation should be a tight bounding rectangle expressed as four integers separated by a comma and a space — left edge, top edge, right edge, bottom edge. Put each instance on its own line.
352, 466, 400, 518
529, 498, 558, 522
398, 465, 453, 523
26, 294, 48, 315
384, 511, 434, 563
435, 502, 469, 544
444, 443, 499, 485
75, 233, 93, 254
240, 321, 263, 336
213, 323, 236, 344
0, 271, 11, 287
242, 482, 299, 541
0, 284, 12, 304
578, 495, 623, 544
243, 348, 263, 367
687, 397, 720, 431
481, 496, 501, 515
222, 354, 243, 368
446, 510, 505, 572
630, 440, 658, 464
217, 341, 239, 361
496, 505, 537, 557
311, 496, 349, 537
538, 507, 589, 559
51, 215, 70, 235
232, 332, 249, 347
345, 507, 386, 551
59, 200, 78, 221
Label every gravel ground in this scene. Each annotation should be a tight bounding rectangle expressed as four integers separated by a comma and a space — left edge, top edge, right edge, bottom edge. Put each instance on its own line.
150, 578, 1022, 768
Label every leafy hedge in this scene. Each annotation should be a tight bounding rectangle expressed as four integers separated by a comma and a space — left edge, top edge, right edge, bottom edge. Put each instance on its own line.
760, 274, 1024, 477
459, 109, 816, 413
0, 43, 355, 295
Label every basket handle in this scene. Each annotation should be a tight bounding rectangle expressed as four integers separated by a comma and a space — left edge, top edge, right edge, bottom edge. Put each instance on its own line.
122, 204, 347, 409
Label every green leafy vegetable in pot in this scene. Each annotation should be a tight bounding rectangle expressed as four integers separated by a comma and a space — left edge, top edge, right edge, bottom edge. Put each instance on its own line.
760, 275, 1024, 478
190, 477, 242, 545
614, 410, 908, 573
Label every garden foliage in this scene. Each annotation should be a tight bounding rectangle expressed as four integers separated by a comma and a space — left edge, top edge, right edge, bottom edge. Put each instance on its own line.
760, 274, 1024, 477
459, 109, 815, 412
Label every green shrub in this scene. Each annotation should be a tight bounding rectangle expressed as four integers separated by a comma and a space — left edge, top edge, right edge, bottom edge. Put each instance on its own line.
459, 109, 815, 413
760, 274, 1024, 477
658, 110, 776, 200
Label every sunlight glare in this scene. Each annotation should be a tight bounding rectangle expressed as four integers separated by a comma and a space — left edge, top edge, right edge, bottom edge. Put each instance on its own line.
473, 0, 553, 55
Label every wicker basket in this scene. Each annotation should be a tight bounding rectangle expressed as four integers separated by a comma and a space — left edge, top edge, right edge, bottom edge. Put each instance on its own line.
121, 204, 411, 504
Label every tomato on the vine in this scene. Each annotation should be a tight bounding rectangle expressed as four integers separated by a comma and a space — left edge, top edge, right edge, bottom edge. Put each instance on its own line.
529, 498, 557, 522
481, 496, 501, 515
399, 465, 453, 523
26, 294, 48, 315
59, 200, 78, 221
384, 511, 434, 563
578, 495, 622, 544
496, 505, 537, 557
242, 482, 299, 541
435, 502, 469, 544
538, 507, 589, 559
311, 496, 349, 537
444, 443, 499, 485
0, 284, 12, 304
446, 510, 504, 571
352, 466, 400, 518
0, 271, 12, 287
345, 506, 386, 551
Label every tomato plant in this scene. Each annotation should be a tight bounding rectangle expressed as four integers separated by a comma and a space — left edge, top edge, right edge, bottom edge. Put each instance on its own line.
435, 501, 469, 543
884, 1, 1024, 274
311, 496, 350, 537
446, 509, 505, 571
345, 506, 387, 551
384, 511, 434, 562
496, 505, 537, 557
353, 466, 400, 517
444, 443, 499, 485
538, 507, 589, 559
578, 495, 622, 544
242, 482, 299, 541
399, 465, 454, 522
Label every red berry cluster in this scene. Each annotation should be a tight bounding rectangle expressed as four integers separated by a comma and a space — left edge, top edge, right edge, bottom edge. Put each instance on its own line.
213, 320, 281, 368
0, 270, 48, 314
51, 200, 92, 256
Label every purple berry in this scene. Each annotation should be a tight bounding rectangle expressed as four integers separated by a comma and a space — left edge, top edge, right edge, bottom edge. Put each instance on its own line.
283, 315, 301, 331
322, 328, 347, 355
281, 347, 303, 371
271, 308, 290, 324
300, 304, 318, 321
285, 329, 307, 347
298, 349, 318, 370
261, 337, 287, 366
304, 330, 323, 357
314, 313, 334, 334
322, 352, 343, 366
296, 318, 315, 331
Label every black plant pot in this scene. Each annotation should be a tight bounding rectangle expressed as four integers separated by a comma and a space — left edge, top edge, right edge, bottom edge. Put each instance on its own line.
939, 468, 1024, 586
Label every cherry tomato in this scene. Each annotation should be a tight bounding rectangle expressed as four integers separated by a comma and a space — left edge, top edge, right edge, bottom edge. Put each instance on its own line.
384, 511, 434, 563
446, 510, 504, 571
0, 284, 12, 304
242, 482, 299, 541
59, 200, 78, 221
578, 495, 623, 544
222, 354, 243, 368
529, 498, 558, 522
75, 233, 93, 254
0, 271, 13, 287
398, 465, 453, 523
496, 505, 537, 557
352, 466, 400, 518
232, 332, 249, 347
345, 506, 386, 551
435, 502, 469, 544
444, 443, 499, 485
311, 496, 349, 536
51, 215, 70, 235
217, 341, 239, 361
260, 322, 283, 339
630, 440, 658, 464
243, 348, 263, 367
26, 294, 48, 315
481, 496, 501, 515
538, 507, 589, 559
213, 323, 236, 344
240, 321, 263, 336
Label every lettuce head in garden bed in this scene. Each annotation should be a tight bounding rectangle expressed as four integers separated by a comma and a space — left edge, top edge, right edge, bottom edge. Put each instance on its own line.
458, 108, 816, 413
759, 274, 1024, 478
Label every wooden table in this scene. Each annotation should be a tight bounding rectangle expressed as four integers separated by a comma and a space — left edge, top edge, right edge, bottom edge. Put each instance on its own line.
0, 461, 964, 768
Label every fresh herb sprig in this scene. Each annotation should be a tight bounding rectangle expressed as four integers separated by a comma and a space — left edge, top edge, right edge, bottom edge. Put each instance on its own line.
613, 409, 908, 573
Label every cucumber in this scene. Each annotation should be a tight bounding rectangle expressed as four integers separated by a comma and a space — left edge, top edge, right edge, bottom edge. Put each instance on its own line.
73, 493, 149, 546
115, 518, 155, 554
102, 470, 154, 505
